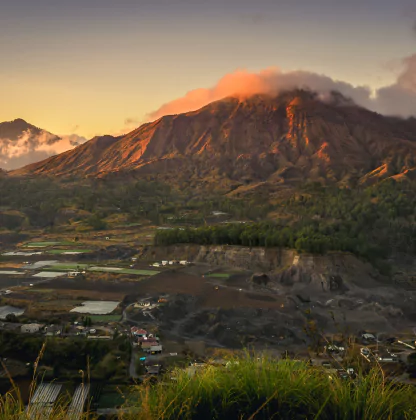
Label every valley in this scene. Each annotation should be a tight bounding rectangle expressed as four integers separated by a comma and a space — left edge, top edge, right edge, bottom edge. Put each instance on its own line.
0, 90, 416, 417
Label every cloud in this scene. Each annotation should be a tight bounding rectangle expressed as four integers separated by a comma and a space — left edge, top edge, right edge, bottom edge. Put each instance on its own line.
0, 130, 87, 170
124, 117, 139, 126
148, 55, 416, 120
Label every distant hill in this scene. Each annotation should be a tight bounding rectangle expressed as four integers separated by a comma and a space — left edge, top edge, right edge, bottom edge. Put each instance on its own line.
0, 118, 86, 170
10, 91, 416, 188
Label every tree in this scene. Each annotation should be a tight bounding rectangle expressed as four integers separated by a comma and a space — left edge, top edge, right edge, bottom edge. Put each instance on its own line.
5, 313, 18, 323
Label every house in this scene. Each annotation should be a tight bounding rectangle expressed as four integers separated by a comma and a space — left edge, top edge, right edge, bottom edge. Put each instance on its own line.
44, 325, 62, 336
68, 271, 81, 277
362, 333, 376, 342
21, 323, 43, 333
146, 365, 161, 375
149, 345, 162, 354
131, 327, 147, 337
141, 341, 158, 351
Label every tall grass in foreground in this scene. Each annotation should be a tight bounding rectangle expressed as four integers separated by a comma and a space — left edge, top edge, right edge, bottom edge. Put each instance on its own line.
0, 345, 94, 420
122, 354, 416, 420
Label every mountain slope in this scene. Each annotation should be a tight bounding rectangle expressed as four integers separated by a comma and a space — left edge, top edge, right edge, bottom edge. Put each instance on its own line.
11, 91, 416, 186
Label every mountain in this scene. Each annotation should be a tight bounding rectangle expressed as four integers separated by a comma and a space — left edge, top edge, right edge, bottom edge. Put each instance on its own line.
10, 91, 416, 188
0, 119, 87, 170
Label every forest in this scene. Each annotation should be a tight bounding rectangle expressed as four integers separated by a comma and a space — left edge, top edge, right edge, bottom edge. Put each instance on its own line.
155, 179, 416, 271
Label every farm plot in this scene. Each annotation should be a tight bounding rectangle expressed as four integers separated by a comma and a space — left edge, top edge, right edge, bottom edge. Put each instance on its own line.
2, 251, 42, 256
70, 301, 120, 315
32, 272, 67, 278
46, 249, 92, 255
34, 277, 139, 296
204, 273, 230, 279
45, 263, 90, 271
89, 314, 121, 322
22, 261, 58, 269
24, 242, 62, 248
45, 263, 160, 277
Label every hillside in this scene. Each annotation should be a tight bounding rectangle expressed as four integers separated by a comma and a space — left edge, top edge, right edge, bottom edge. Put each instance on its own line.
10, 90, 416, 188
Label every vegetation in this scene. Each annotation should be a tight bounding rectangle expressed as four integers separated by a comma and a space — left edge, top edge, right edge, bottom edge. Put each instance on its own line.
121, 355, 416, 419
0, 330, 129, 379
155, 180, 416, 271
0, 355, 414, 419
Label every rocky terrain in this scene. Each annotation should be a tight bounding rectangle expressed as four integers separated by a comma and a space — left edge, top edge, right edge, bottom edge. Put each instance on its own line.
131, 245, 416, 349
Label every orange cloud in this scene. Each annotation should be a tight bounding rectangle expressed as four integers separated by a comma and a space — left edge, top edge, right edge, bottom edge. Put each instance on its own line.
148, 67, 284, 120
149, 57, 416, 120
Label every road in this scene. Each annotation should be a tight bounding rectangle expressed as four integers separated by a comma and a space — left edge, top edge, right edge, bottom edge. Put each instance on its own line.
129, 348, 139, 378
122, 303, 141, 325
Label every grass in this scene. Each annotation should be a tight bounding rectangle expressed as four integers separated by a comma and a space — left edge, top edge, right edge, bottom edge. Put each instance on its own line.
0, 354, 415, 419
116, 269, 160, 276
120, 354, 416, 420
24, 242, 62, 248
89, 314, 122, 322
205, 273, 230, 278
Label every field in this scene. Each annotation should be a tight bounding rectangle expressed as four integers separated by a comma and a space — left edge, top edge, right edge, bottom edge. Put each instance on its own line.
44, 263, 90, 271
34, 276, 140, 295
205, 273, 230, 278
46, 249, 92, 255
70, 300, 120, 315
24, 242, 63, 247
33, 271, 67, 278
43, 263, 160, 277
89, 314, 121, 322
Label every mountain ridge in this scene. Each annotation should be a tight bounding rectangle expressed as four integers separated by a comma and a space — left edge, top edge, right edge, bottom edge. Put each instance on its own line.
9, 91, 416, 187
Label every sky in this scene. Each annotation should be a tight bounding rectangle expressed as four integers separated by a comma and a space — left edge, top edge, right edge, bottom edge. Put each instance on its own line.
1, 0, 416, 140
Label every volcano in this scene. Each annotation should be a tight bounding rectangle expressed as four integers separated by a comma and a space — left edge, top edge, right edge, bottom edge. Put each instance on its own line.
10, 90, 416, 187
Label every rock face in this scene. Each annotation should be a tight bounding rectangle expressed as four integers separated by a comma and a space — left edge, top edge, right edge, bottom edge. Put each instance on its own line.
11, 91, 416, 187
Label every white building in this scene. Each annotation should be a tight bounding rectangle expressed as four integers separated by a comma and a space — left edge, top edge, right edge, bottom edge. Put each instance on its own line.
21, 323, 43, 333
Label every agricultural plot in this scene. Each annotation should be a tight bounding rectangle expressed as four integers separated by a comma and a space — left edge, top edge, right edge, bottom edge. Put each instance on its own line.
45, 263, 90, 271
24, 241, 62, 248
118, 268, 160, 275
2, 251, 42, 256
70, 301, 120, 315
45, 263, 160, 277
204, 273, 230, 278
46, 249, 92, 255
32, 271, 67, 278
22, 260, 58, 269
89, 267, 122, 272
89, 314, 121, 322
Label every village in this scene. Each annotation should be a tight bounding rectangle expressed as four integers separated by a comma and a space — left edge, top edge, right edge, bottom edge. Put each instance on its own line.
0, 237, 416, 418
